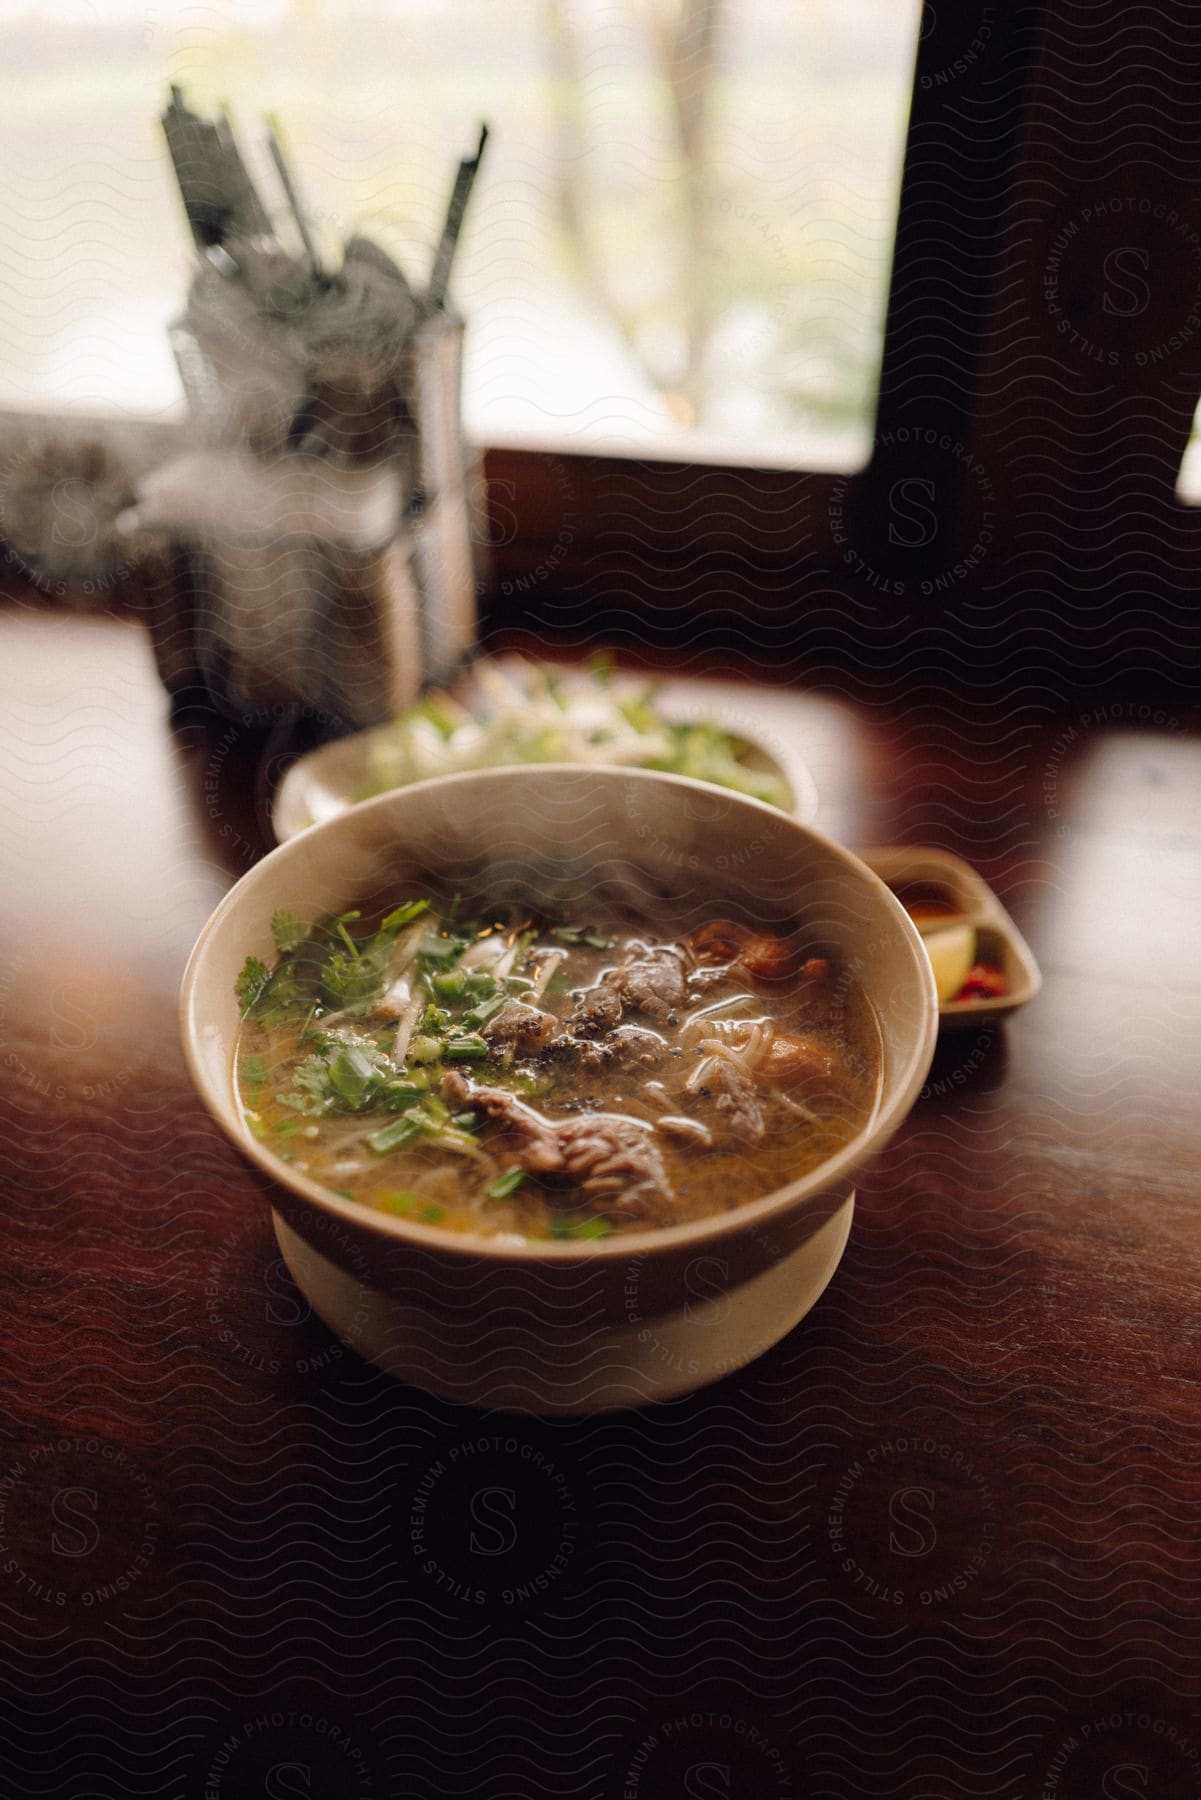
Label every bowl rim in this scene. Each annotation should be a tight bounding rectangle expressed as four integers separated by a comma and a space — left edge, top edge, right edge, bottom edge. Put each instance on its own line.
181, 764, 938, 1264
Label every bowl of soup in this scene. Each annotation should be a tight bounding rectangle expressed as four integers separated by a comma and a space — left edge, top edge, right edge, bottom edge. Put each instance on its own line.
181, 765, 937, 1412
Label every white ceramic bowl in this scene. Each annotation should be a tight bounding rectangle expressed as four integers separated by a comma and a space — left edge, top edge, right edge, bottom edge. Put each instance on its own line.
182, 766, 937, 1414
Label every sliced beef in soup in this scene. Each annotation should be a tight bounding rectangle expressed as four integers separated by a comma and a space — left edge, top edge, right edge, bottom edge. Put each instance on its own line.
610, 945, 688, 1019
234, 897, 880, 1241
482, 999, 559, 1056
569, 981, 623, 1036
442, 1071, 672, 1224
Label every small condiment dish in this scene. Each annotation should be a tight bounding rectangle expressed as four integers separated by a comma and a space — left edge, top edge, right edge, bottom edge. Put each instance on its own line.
858, 846, 1042, 1029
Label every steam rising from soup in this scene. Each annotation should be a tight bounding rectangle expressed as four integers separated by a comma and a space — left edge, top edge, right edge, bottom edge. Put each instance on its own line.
234, 896, 881, 1240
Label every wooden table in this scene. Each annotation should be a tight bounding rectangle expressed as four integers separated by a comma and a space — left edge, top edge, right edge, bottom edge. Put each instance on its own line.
1, 603, 1199, 1798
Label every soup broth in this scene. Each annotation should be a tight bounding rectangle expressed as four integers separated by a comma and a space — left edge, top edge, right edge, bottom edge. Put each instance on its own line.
234, 898, 881, 1241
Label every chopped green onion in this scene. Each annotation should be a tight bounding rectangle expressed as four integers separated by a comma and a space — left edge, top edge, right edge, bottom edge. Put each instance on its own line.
368, 1116, 423, 1155
464, 970, 497, 1000
443, 1035, 489, 1062
430, 970, 467, 1002
504, 974, 535, 993
420, 1002, 452, 1032
573, 1216, 613, 1239
451, 1110, 478, 1131
327, 1045, 384, 1107
463, 994, 506, 1029
272, 1118, 307, 1139
407, 1034, 442, 1066
486, 1166, 528, 1199
420, 1204, 445, 1224
549, 1215, 614, 1240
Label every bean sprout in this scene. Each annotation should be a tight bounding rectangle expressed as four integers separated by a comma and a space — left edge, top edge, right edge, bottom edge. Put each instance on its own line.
393, 990, 425, 1062
529, 948, 567, 1000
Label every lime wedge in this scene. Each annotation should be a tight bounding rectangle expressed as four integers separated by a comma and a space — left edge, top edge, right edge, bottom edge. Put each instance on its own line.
923, 922, 976, 1004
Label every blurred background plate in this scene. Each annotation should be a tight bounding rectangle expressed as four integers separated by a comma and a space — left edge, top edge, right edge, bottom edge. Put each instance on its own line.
272, 657, 818, 841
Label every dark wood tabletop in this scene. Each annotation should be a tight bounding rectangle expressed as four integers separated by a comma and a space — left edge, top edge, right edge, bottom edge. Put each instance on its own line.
2, 600, 1199, 1798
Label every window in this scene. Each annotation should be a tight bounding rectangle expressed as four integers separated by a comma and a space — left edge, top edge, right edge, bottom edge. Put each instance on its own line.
0, 0, 921, 468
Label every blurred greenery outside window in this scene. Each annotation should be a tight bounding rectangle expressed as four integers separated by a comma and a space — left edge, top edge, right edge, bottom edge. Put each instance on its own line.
0, 0, 922, 470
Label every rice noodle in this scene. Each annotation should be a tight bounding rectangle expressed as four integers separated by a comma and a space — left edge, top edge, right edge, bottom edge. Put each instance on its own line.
379, 974, 411, 1017
679, 996, 753, 1048
774, 1091, 820, 1124
436, 1132, 499, 1171
640, 1080, 675, 1112
656, 1115, 712, 1145
685, 1055, 719, 1093
383, 923, 423, 984
493, 940, 524, 981
698, 1037, 756, 1080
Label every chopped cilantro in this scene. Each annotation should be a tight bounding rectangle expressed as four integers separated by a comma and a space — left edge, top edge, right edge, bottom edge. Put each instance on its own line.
280, 1038, 394, 1116
327, 1044, 386, 1108
235, 955, 271, 1017
271, 909, 308, 954
429, 970, 467, 1002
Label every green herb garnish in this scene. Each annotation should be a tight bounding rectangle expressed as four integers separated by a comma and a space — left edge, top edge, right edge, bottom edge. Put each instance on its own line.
549, 1215, 614, 1240
463, 993, 506, 1029
486, 1167, 527, 1199
271, 910, 308, 954
235, 955, 271, 1017
551, 926, 614, 950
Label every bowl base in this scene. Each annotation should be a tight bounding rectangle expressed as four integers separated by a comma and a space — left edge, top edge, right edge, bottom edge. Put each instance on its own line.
272, 1195, 854, 1415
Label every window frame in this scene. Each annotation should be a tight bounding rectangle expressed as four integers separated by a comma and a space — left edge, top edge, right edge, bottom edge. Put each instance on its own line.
485, 0, 1201, 679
